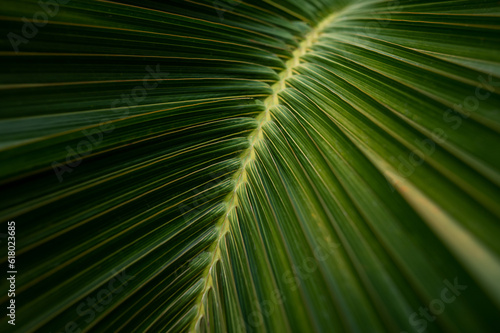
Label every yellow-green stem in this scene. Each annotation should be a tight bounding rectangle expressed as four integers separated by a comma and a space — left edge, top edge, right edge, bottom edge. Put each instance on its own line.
189, 11, 340, 332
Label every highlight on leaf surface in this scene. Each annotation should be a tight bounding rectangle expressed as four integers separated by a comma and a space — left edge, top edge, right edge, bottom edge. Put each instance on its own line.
0, 0, 499, 332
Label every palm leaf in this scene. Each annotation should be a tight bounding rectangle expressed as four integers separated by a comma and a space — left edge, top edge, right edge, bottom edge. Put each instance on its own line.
1, 0, 499, 332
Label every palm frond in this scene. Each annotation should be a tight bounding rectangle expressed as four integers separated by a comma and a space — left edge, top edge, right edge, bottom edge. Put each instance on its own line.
1, 0, 499, 332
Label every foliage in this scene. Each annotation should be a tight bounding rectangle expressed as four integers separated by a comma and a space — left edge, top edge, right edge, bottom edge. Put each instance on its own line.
1, 0, 500, 332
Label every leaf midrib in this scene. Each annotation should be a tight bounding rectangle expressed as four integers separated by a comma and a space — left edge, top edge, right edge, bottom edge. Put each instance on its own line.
188, 10, 342, 331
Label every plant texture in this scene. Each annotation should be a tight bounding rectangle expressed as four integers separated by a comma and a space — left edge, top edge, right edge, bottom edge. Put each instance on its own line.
0, 0, 500, 332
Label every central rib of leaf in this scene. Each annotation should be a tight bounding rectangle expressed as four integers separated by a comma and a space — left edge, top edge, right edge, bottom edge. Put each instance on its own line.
189, 11, 340, 331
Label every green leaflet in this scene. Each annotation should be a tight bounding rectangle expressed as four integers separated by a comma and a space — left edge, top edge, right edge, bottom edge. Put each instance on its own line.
0, 0, 499, 332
